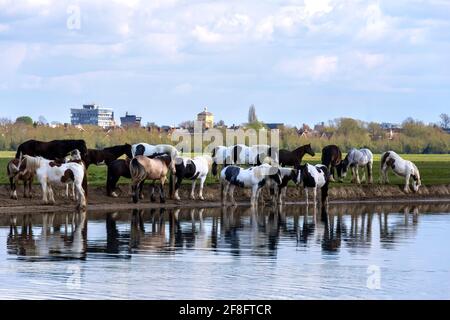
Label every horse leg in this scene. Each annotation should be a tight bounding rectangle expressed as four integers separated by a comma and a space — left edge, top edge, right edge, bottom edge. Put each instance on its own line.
132, 183, 139, 203
381, 164, 389, 184
41, 180, 49, 205
150, 184, 156, 203
404, 174, 411, 193
367, 163, 373, 184
75, 181, 87, 210
190, 180, 197, 200
174, 177, 182, 201
199, 176, 206, 201
329, 165, 336, 182
355, 167, 361, 184
159, 182, 166, 204
10, 177, 18, 200
304, 188, 309, 206
139, 181, 145, 200
49, 186, 56, 205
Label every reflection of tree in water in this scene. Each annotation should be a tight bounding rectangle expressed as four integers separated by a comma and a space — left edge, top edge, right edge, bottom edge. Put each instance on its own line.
8, 211, 87, 260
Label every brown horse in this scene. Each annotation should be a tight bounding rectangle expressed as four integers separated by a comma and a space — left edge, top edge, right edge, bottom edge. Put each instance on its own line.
7, 157, 34, 199
278, 144, 315, 168
129, 154, 172, 204
321, 145, 342, 182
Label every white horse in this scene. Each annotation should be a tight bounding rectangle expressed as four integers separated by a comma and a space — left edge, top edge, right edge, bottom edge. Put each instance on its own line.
173, 155, 213, 201
381, 151, 422, 193
220, 163, 282, 207
22, 155, 87, 209
338, 148, 374, 184
298, 164, 330, 206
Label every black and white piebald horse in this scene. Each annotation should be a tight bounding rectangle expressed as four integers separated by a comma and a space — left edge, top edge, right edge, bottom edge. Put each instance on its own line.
211, 144, 278, 176
381, 151, 422, 193
132, 143, 179, 161
337, 148, 374, 184
174, 155, 212, 201
220, 163, 282, 207
298, 164, 330, 206
271, 168, 299, 205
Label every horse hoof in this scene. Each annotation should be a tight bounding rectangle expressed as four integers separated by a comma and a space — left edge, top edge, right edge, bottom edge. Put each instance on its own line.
199, 197, 205, 201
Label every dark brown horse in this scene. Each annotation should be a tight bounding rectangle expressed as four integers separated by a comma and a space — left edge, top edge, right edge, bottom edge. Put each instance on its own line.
106, 158, 131, 197
86, 144, 132, 168
278, 144, 315, 168
321, 145, 342, 182
15, 139, 88, 162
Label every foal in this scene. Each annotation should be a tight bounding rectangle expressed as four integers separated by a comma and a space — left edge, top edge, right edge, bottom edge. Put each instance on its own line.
7, 155, 34, 200
381, 151, 422, 193
129, 154, 172, 204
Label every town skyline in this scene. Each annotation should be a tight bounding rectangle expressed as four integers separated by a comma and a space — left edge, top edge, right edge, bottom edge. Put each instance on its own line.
1, 104, 447, 128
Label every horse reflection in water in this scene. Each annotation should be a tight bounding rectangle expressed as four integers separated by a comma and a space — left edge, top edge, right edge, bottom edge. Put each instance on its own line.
7, 211, 87, 260
4, 204, 429, 261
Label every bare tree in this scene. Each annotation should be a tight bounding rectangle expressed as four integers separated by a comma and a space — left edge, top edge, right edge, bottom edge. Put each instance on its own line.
0, 117, 12, 126
248, 104, 258, 123
440, 113, 450, 128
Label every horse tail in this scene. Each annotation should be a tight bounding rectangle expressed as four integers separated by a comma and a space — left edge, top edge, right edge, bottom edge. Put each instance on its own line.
380, 151, 390, 169
82, 171, 88, 198
321, 182, 329, 205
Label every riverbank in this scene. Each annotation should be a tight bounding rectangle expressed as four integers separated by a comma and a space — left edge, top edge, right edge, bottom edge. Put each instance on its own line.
1, 183, 450, 215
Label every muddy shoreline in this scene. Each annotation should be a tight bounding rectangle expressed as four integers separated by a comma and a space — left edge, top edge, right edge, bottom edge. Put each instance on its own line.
1, 183, 450, 215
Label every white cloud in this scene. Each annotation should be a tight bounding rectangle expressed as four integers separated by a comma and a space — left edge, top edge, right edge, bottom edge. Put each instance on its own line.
0, 23, 10, 32
278, 55, 339, 81
356, 52, 385, 69
192, 26, 222, 44
173, 83, 193, 94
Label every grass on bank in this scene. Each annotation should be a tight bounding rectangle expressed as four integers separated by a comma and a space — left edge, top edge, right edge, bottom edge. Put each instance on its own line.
0, 151, 448, 187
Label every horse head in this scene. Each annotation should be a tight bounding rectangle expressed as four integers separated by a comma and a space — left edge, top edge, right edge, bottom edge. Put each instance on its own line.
305, 144, 316, 157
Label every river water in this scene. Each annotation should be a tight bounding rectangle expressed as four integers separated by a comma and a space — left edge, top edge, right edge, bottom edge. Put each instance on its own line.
0, 202, 449, 300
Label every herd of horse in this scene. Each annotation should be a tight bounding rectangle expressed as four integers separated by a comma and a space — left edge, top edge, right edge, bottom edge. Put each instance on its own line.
6, 139, 422, 210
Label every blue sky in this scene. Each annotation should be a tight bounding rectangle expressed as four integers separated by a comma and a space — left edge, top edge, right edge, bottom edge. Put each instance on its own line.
0, 0, 449, 127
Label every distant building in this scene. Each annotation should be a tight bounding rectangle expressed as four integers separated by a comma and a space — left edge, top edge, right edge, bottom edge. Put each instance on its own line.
266, 123, 284, 130
120, 112, 142, 128
71, 104, 115, 128
197, 107, 214, 129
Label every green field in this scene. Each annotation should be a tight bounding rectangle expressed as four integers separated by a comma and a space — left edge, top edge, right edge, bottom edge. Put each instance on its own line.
0, 151, 448, 187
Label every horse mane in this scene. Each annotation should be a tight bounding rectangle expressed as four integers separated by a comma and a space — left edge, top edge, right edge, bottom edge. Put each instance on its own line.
24, 155, 41, 173
154, 154, 173, 167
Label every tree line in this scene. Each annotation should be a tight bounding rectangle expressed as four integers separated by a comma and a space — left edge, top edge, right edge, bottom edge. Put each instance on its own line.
0, 116, 449, 154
